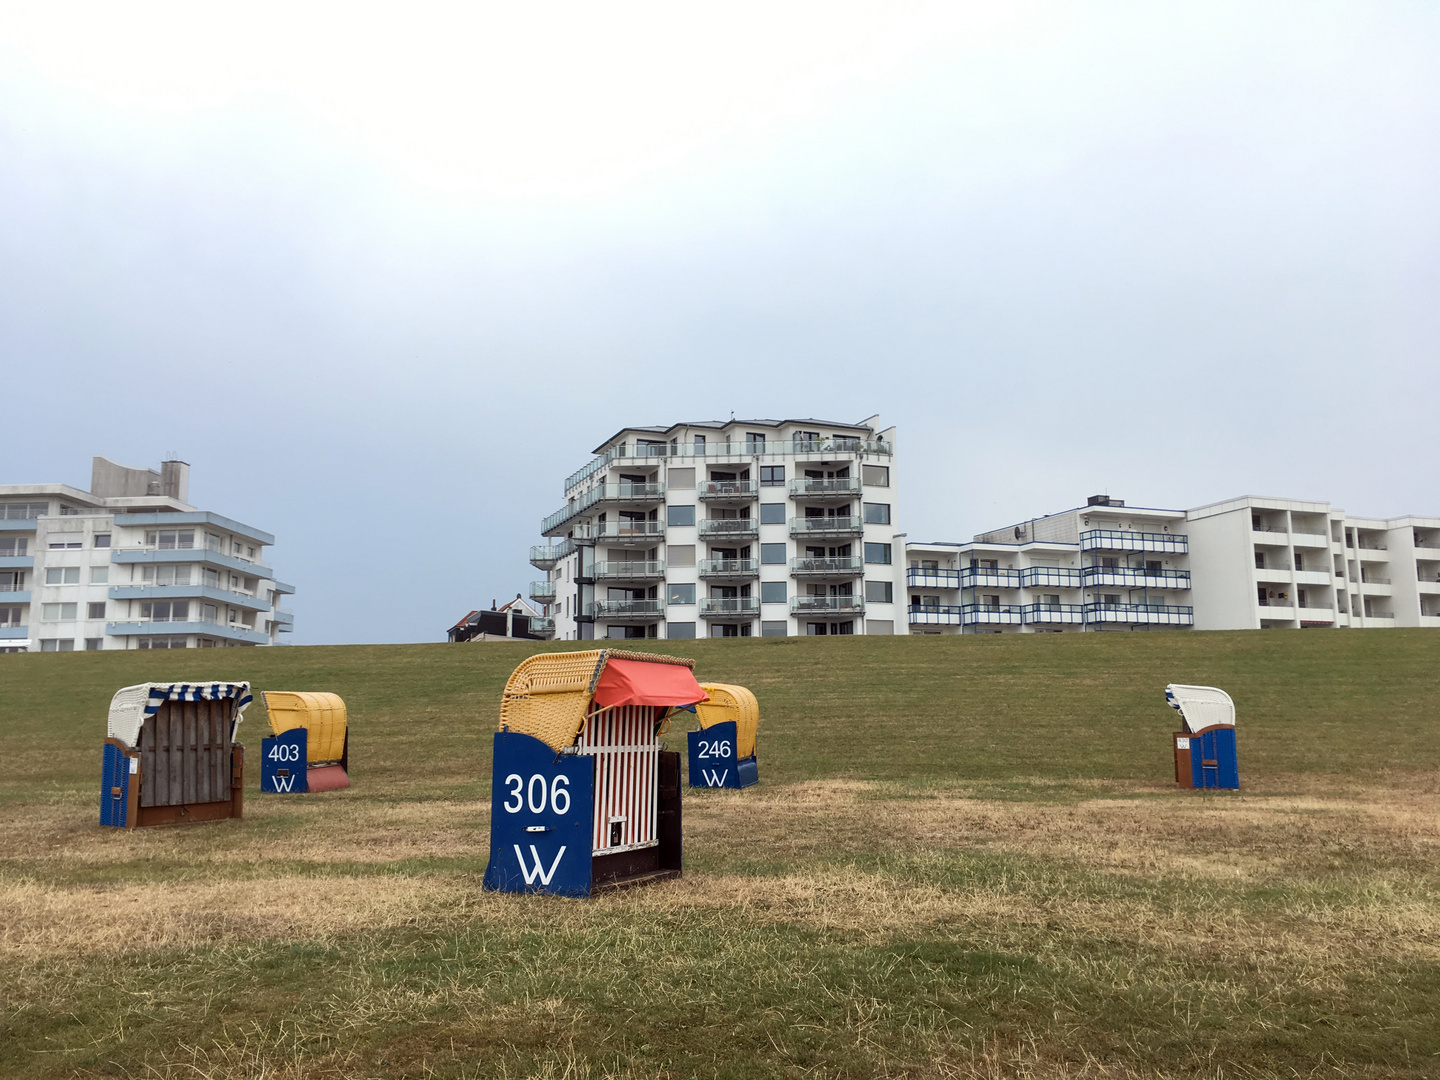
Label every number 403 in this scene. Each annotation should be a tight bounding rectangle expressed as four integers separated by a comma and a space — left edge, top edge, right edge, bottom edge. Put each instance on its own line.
503, 773, 571, 815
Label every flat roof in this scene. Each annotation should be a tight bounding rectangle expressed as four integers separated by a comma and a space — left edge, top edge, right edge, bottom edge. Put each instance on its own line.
591, 417, 879, 454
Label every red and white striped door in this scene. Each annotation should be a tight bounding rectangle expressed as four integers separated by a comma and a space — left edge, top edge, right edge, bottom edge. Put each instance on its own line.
578, 704, 659, 855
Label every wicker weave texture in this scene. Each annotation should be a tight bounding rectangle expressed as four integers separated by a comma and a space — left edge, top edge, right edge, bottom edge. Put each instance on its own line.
696, 682, 760, 759
498, 651, 606, 752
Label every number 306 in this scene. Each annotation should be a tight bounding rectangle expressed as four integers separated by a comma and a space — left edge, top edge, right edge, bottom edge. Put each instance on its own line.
503, 773, 571, 815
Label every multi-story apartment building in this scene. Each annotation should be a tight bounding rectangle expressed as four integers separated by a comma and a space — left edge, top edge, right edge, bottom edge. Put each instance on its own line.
1186, 496, 1440, 629
906, 493, 1439, 634
0, 457, 294, 652
905, 496, 1193, 633
529, 418, 902, 639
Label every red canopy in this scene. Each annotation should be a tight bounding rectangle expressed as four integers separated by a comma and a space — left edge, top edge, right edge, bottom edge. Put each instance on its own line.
592, 657, 709, 708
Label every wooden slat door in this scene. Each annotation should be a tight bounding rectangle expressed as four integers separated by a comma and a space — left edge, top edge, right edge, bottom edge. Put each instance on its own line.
139, 699, 234, 807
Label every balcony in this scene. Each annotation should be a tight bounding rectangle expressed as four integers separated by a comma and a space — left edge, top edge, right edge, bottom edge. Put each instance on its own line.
111, 547, 274, 579
700, 597, 761, 618
1079, 530, 1188, 555
796, 556, 865, 577
530, 539, 576, 570
529, 580, 557, 604
789, 516, 863, 538
528, 616, 556, 638
788, 477, 862, 501
697, 480, 758, 501
790, 437, 891, 457
699, 559, 759, 579
587, 599, 665, 620
959, 567, 1021, 589
106, 619, 270, 645
593, 560, 666, 580
1083, 603, 1194, 626
108, 584, 273, 612
1293, 569, 1335, 585
0, 554, 34, 570
699, 519, 759, 540
790, 595, 864, 615
0, 625, 28, 639
1081, 567, 1191, 590
961, 604, 1023, 626
542, 484, 665, 535
1019, 566, 1083, 589
574, 520, 665, 543
1290, 531, 1330, 548
273, 608, 294, 630
907, 567, 960, 589
1022, 603, 1085, 625
908, 604, 962, 626
0, 588, 30, 603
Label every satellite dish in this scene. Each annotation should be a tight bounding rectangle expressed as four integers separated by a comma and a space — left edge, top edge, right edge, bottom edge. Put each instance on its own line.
1014, 525, 1025, 541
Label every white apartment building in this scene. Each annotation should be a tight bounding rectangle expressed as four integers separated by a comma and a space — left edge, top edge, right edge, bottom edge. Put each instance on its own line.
905, 496, 1194, 633
905, 493, 1439, 634
1186, 496, 1440, 630
529, 418, 903, 640
0, 457, 294, 652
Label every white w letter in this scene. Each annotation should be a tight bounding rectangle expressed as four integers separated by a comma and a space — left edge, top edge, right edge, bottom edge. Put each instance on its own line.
513, 844, 567, 886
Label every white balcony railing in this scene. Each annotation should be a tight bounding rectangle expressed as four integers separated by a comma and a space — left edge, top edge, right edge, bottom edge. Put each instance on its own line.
790, 595, 864, 614
789, 516, 863, 536
699, 597, 761, 617
795, 556, 865, 576
698, 559, 759, 577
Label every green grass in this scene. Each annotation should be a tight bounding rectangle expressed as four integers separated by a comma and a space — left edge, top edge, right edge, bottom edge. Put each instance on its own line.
1, 631, 1438, 1078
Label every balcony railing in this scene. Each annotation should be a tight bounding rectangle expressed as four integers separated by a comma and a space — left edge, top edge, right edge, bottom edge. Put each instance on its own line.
908, 604, 963, 625
1357, 542, 1388, 551
1083, 603, 1194, 626
699, 519, 759, 538
907, 567, 959, 589
528, 617, 556, 637
573, 521, 665, 542
593, 560, 666, 579
959, 567, 1021, 589
530, 539, 576, 569
587, 599, 665, 619
564, 438, 892, 492
699, 597, 761, 618
699, 559, 759, 578
1360, 575, 1391, 585
790, 595, 864, 614
1021, 603, 1085, 624
961, 604, 1023, 625
697, 481, 757, 500
1079, 529, 1188, 554
529, 581, 557, 603
789, 516, 863, 537
0, 582, 26, 592
788, 477, 862, 499
1018, 566, 1083, 589
543, 484, 665, 534
796, 556, 865, 576
1081, 567, 1192, 589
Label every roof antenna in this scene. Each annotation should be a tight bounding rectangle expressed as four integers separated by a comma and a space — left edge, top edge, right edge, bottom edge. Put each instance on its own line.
730, 410, 735, 421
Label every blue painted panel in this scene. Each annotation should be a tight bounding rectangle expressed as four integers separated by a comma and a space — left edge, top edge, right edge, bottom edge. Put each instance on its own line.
261, 728, 308, 793
1189, 726, 1238, 790
736, 757, 759, 788
484, 732, 595, 897
688, 721, 752, 789
1214, 727, 1239, 789
100, 743, 131, 827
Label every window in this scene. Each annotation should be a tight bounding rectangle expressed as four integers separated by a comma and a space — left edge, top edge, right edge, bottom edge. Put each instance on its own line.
861, 465, 889, 488
0, 607, 22, 626
45, 567, 81, 585
760, 465, 785, 487
760, 581, 787, 604
864, 580, 893, 604
2, 501, 49, 520
0, 538, 28, 556
863, 503, 891, 525
42, 602, 78, 620
90, 566, 108, 584
247, 546, 256, 558
666, 504, 696, 527
1294, 553, 1304, 571
202, 604, 217, 622
866, 620, 894, 635
203, 567, 220, 588
85, 638, 103, 650
760, 543, 787, 565
759, 503, 786, 525
147, 530, 195, 550
87, 602, 106, 619
692, 435, 706, 454
864, 543, 892, 565
142, 565, 191, 586
1255, 552, 1265, 569
667, 467, 695, 489
140, 601, 189, 622
138, 637, 188, 649
745, 432, 766, 453
49, 540, 82, 550
40, 639, 76, 651
206, 533, 222, 552
667, 622, 696, 639
668, 583, 696, 605
93, 534, 111, 548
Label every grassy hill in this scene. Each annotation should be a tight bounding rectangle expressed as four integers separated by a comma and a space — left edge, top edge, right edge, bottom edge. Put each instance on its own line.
2, 631, 1438, 1078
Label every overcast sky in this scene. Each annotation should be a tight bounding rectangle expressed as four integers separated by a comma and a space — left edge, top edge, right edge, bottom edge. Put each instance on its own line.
2, 3, 1436, 644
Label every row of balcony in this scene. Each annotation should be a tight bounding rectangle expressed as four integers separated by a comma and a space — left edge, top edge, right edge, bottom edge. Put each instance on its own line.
566, 437, 893, 489
529, 538, 577, 570
697, 477, 863, 500
583, 595, 866, 620
550, 516, 873, 544
907, 602, 1195, 627
532, 556, 872, 600
906, 566, 1192, 590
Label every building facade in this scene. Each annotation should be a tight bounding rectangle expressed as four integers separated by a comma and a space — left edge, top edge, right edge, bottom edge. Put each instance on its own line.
906, 496, 1194, 633
529, 418, 903, 639
0, 457, 293, 652
905, 493, 1439, 634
